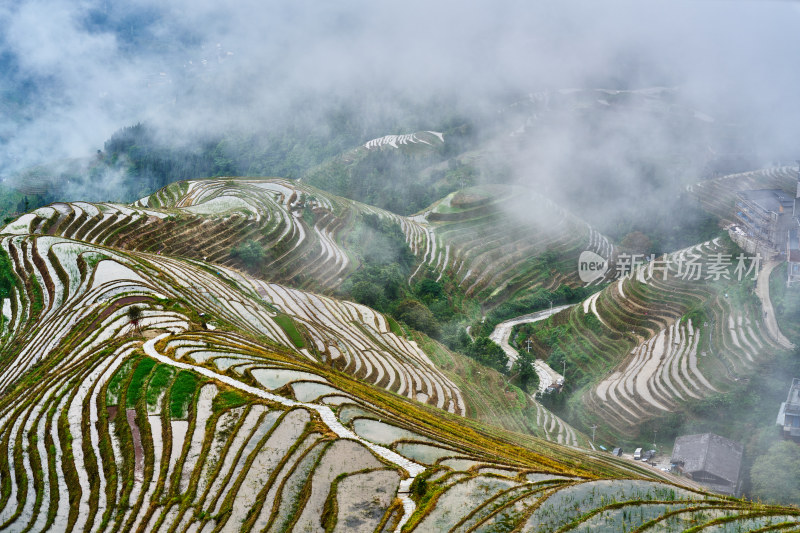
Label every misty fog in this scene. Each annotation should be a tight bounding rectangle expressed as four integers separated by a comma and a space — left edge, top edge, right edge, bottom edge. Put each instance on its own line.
2, 0, 799, 166
1, 0, 799, 246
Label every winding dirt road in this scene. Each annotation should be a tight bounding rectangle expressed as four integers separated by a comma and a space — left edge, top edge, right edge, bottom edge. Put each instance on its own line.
489, 304, 574, 392
755, 261, 794, 350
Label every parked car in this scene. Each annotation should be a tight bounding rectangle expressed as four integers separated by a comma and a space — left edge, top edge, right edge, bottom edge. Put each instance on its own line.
612, 447, 623, 457
633, 447, 642, 460
642, 449, 656, 462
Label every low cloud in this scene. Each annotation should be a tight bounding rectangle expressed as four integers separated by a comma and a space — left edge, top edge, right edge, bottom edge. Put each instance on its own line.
1, 0, 799, 195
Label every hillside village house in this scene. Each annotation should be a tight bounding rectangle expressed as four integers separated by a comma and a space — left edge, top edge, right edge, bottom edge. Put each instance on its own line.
730, 167, 800, 286
671, 433, 744, 496
776, 378, 800, 440
788, 228, 800, 286
733, 188, 796, 256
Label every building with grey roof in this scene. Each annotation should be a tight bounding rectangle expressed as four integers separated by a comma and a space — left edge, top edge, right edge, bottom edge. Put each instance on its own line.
731, 166, 800, 284
671, 433, 744, 496
788, 228, 800, 287
777, 378, 800, 440
734, 188, 796, 255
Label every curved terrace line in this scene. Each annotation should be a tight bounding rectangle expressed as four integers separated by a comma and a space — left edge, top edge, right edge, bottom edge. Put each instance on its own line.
142, 332, 425, 532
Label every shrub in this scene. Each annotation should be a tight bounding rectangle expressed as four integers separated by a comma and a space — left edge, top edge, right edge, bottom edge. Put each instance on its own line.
230, 239, 266, 269
750, 440, 800, 505
466, 337, 508, 373
395, 299, 440, 338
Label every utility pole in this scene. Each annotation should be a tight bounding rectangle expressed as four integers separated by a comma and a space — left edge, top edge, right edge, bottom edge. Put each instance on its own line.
549, 299, 553, 312
525, 339, 533, 353
590, 424, 598, 443
653, 429, 657, 450
562, 359, 566, 377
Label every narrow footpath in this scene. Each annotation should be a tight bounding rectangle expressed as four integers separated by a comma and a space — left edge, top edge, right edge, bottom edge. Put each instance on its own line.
143, 333, 425, 532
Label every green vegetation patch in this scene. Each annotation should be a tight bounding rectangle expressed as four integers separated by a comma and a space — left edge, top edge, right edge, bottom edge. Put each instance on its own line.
212, 389, 250, 413
386, 315, 404, 336
230, 239, 267, 271
125, 357, 157, 408
84, 252, 109, 270
0, 249, 15, 333
340, 215, 415, 308
0, 184, 45, 225
169, 370, 200, 418
0, 249, 15, 299
273, 313, 306, 349
106, 356, 138, 406
145, 365, 175, 410
28, 272, 44, 317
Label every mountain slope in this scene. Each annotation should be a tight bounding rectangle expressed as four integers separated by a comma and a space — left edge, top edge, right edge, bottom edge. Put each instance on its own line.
519, 236, 792, 438
2, 180, 610, 443
1, 231, 798, 531
408, 185, 615, 304
5, 178, 616, 311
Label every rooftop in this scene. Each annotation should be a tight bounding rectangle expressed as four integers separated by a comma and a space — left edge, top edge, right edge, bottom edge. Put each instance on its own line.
671, 433, 743, 488
783, 378, 800, 412
775, 402, 800, 431
737, 189, 795, 215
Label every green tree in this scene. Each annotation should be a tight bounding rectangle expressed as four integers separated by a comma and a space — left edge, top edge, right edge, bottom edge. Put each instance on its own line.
127, 305, 144, 335
512, 350, 540, 393
415, 279, 444, 303
440, 322, 472, 352
351, 280, 384, 309
466, 337, 508, 373
395, 299, 440, 338
230, 239, 267, 270
750, 440, 800, 505
354, 213, 415, 268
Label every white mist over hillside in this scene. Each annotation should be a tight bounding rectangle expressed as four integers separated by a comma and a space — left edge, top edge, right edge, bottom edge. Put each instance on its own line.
1, 0, 799, 179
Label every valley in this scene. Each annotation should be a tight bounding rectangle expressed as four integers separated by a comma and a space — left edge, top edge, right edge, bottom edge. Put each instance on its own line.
0, 54, 799, 530
1, 140, 799, 529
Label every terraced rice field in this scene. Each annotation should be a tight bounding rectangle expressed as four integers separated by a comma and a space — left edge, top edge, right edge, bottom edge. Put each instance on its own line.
529, 400, 588, 449
4, 180, 364, 292
538, 237, 793, 435
1, 196, 799, 530
0, 233, 468, 417
4, 179, 441, 296
406, 186, 617, 304
2, 232, 786, 531
363, 131, 445, 150
1, 180, 605, 443
8, 179, 618, 313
